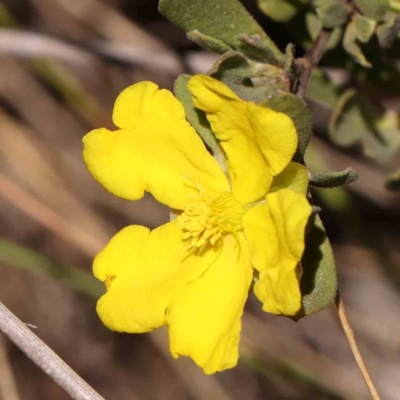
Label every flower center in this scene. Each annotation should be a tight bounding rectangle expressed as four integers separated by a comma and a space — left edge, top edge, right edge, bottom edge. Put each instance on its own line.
178, 192, 244, 248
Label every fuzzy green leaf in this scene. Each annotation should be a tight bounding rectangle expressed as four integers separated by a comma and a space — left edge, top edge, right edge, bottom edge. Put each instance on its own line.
310, 167, 358, 188
159, 0, 284, 64
305, 12, 343, 50
315, 0, 351, 28
343, 19, 372, 67
353, 0, 389, 20
207, 51, 274, 103
299, 214, 337, 316
263, 92, 313, 159
174, 74, 218, 151
354, 14, 377, 43
257, 0, 306, 22
283, 43, 296, 82
187, 30, 232, 54
307, 69, 340, 108
209, 51, 258, 83
329, 91, 400, 166
329, 89, 365, 146
237, 34, 284, 65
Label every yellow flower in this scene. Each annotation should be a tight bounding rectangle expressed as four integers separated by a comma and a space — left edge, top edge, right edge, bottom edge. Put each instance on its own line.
82, 75, 312, 374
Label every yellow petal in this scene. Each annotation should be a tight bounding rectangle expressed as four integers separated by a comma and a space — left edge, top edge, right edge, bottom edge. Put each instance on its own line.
188, 75, 297, 203
166, 234, 252, 374
270, 162, 309, 195
94, 220, 220, 333
83, 81, 228, 210
243, 189, 312, 315
112, 81, 185, 130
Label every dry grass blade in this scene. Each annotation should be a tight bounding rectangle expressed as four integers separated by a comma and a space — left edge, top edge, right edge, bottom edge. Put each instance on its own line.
336, 294, 382, 400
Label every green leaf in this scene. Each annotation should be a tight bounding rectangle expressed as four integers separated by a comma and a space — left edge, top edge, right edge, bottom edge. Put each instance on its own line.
174, 74, 218, 152
329, 91, 400, 166
207, 51, 289, 103
262, 92, 313, 159
329, 89, 365, 146
159, 0, 284, 64
307, 69, 340, 108
209, 51, 258, 83
187, 30, 232, 54
305, 12, 343, 50
343, 19, 372, 67
310, 167, 358, 188
354, 0, 390, 20
315, 0, 351, 28
236, 34, 284, 64
257, 0, 306, 22
354, 14, 377, 43
299, 214, 337, 316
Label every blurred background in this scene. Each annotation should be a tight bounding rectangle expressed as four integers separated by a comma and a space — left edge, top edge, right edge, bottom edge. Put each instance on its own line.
0, 0, 399, 399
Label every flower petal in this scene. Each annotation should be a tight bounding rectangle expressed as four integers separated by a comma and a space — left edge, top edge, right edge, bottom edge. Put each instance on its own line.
188, 75, 297, 203
83, 81, 228, 210
270, 162, 309, 195
166, 234, 252, 374
243, 189, 312, 316
94, 220, 220, 333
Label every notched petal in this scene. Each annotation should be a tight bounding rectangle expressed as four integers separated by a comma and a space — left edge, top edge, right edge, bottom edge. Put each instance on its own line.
83, 81, 228, 210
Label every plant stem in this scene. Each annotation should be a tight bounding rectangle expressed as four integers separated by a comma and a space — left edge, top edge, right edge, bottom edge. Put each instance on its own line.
0, 302, 105, 400
296, 28, 332, 100
335, 294, 382, 400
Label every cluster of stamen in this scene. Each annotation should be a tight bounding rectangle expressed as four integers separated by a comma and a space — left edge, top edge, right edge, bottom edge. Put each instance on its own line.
178, 192, 244, 248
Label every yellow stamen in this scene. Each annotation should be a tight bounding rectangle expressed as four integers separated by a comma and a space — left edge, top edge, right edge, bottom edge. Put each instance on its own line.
178, 192, 244, 248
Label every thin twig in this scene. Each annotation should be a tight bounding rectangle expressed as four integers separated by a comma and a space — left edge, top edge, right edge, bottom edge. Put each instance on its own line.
0, 302, 105, 400
335, 293, 382, 400
296, 28, 332, 100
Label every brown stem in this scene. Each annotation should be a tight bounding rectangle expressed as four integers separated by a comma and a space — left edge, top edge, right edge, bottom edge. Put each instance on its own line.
0, 302, 105, 400
335, 293, 382, 400
296, 28, 332, 100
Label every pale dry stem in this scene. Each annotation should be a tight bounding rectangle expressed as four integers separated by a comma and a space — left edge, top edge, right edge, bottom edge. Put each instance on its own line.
336, 293, 382, 400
